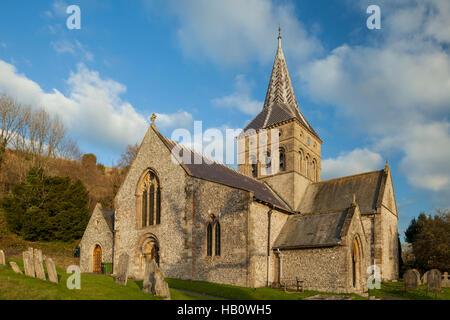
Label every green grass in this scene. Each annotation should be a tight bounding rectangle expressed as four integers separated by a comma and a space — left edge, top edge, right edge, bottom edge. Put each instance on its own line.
0, 259, 204, 300
369, 280, 450, 300
166, 278, 367, 300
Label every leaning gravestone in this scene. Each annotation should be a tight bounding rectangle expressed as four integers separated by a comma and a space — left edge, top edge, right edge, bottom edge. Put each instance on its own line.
142, 258, 170, 299
403, 269, 420, 291
421, 270, 430, 285
23, 248, 35, 278
427, 269, 441, 295
45, 257, 58, 284
34, 248, 46, 280
115, 253, 129, 286
9, 261, 23, 274
0, 250, 5, 265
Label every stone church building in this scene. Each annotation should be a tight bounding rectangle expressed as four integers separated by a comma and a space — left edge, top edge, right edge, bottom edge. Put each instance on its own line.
80, 32, 399, 293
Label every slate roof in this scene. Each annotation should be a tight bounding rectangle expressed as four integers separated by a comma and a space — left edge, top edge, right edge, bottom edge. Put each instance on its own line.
101, 209, 115, 233
155, 130, 290, 211
273, 209, 352, 249
242, 34, 320, 141
297, 170, 386, 215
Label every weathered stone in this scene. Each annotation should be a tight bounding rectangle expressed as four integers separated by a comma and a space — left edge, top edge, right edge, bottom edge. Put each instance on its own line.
427, 269, 441, 293
34, 248, 46, 280
9, 261, 23, 274
0, 250, 5, 265
421, 271, 429, 285
142, 259, 170, 299
115, 253, 129, 286
403, 269, 420, 291
442, 272, 449, 288
45, 257, 58, 283
154, 270, 171, 299
23, 248, 35, 278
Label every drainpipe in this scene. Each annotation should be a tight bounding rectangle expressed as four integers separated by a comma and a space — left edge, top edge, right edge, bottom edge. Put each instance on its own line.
266, 208, 273, 287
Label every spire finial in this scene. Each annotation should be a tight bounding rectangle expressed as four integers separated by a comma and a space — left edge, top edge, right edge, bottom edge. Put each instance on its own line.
277, 23, 282, 49
352, 194, 357, 206
386, 158, 389, 166
150, 113, 157, 127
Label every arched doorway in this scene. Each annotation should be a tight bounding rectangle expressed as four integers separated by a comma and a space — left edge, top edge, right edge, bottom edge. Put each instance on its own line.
351, 237, 361, 289
93, 245, 102, 273
142, 237, 160, 266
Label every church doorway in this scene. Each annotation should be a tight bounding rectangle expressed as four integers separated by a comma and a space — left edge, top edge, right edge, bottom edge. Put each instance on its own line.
142, 237, 160, 266
93, 245, 102, 273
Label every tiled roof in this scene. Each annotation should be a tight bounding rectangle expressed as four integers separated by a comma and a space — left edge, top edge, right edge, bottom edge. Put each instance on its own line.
297, 170, 386, 214
102, 209, 115, 232
156, 131, 290, 211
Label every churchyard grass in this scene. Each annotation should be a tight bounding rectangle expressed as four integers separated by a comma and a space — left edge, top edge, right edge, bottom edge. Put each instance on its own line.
368, 280, 450, 300
0, 258, 203, 300
166, 278, 368, 300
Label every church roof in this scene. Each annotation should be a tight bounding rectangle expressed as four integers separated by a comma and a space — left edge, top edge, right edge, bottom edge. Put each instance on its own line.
102, 208, 115, 233
243, 31, 320, 141
155, 129, 291, 212
297, 169, 386, 215
273, 207, 357, 249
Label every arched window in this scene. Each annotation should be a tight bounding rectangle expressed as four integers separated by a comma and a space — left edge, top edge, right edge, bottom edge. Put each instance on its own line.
312, 159, 317, 181
299, 149, 304, 173
305, 155, 310, 178
139, 170, 161, 228
265, 152, 272, 175
207, 223, 213, 256
279, 148, 286, 172
215, 222, 221, 256
250, 155, 258, 178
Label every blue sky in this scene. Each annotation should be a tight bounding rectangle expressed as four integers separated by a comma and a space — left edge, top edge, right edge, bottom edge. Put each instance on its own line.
0, 0, 449, 238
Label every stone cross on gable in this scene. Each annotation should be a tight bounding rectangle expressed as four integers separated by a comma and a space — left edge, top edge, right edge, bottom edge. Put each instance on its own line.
150, 113, 157, 127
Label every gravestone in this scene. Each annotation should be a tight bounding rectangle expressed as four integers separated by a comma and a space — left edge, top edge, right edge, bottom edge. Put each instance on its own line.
427, 269, 441, 294
403, 269, 420, 291
442, 272, 449, 288
23, 248, 35, 277
142, 258, 170, 299
0, 250, 5, 265
34, 248, 46, 280
421, 271, 430, 285
45, 257, 58, 283
115, 253, 129, 286
9, 261, 23, 274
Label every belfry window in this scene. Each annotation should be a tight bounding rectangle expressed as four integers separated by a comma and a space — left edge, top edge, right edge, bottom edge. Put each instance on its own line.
250, 155, 257, 178
139, 170, 161, 227
279, 148, 286, 172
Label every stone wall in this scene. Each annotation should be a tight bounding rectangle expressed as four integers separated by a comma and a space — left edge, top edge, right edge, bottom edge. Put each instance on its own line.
79, 204, 113, 273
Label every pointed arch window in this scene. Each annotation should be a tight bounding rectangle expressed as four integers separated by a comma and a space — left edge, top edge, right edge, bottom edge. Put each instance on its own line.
139, 170, 161, 228
305, 155, 310, 178
299, 149, 304, 173
206, 219, 221, 257
250, 155, 258, 178
215, 222, 221, 256
312, 159, 317, 181
207, 223, 213, 256
279, 148, 286, 172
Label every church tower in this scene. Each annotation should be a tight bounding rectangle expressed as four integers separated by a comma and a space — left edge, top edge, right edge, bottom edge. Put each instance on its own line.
238, 28, 322, 210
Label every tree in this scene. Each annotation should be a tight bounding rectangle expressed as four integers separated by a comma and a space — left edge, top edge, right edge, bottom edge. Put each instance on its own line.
116, 143, 139, 173
1, 168, 90, 241
405, 213, 427, 243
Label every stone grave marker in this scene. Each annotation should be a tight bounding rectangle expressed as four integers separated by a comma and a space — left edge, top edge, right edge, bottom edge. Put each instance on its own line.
9, 261, 23, 274
45, 257, 58, 284
23, 248, 35, 278
427, 269, 441, 295
34, 248, 46, 280
115, 253, 129, 286
421, 270, 429, 285
442, 272, 449, 288
142, 258, 170, 299
403, 269, 420, 291
0, 250, 5, 265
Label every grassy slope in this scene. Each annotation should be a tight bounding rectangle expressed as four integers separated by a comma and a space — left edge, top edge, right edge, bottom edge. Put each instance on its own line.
0, 259, 206, 300
369, 281, 450, 300
166, 278, 367, 300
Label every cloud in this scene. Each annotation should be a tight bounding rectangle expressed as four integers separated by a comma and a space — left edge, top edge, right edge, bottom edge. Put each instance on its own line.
51, 40, 94, 61
212, 74, 262, 115
0, 60, 193, 153
156, 111, 193, 130
322, 148, 384, 180
151, 0, 322, 66
301, 0, 450, 193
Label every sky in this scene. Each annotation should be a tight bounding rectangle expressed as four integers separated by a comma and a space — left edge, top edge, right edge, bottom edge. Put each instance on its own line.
0, 0, 449, 239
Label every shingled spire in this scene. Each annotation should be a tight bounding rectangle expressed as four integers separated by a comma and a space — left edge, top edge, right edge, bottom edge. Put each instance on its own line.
243, 27, 320, 140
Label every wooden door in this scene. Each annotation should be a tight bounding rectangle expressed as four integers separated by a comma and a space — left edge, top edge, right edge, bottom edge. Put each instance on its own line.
93, 245, 102, 273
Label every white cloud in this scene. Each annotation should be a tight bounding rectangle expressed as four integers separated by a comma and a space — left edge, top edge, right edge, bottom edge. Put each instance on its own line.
51, 40, 94, 61
322, 148, 384, 180
156, 111, 193, 130
301, 0, 450, 193
155, 0, 322, 65
0, 60, 193, 153
212, 74, 262, 115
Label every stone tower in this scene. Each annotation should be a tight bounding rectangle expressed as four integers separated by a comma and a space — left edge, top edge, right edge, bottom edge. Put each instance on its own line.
238, 28, 322, 210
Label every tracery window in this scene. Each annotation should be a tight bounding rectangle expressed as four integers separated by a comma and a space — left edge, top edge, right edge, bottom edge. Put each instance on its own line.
206, 219, 221, 257
139, 170, 161, 227
279, 148, 286, 172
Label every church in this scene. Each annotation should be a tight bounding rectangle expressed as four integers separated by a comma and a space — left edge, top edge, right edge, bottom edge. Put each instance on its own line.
80, 31, 399, 293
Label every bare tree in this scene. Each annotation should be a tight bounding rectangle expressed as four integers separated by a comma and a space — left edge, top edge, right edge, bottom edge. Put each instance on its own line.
116, 143, 139, 171
0, 94, 25, 171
